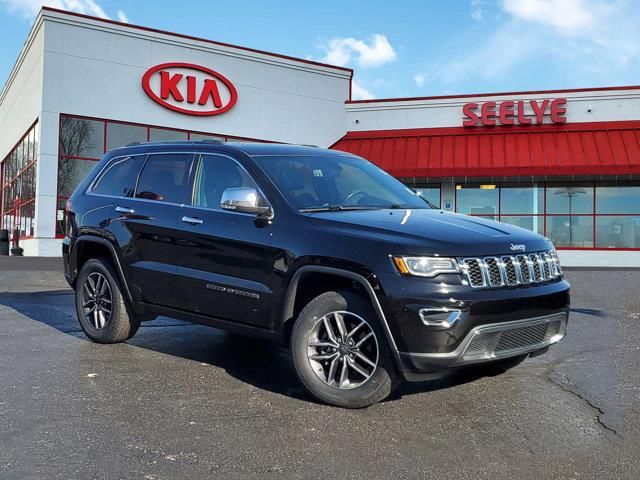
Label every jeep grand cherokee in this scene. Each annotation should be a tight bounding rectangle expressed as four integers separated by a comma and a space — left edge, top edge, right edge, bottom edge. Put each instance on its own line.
63, 141, 570, 408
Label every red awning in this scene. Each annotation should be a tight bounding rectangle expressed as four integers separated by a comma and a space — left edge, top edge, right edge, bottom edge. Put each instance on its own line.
331, 121, 640, 178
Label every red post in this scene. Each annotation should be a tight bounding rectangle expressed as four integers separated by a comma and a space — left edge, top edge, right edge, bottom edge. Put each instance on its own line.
12, 195, 20, 246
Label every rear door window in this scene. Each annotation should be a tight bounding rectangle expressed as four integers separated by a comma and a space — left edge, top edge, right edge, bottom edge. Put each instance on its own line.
92, 155, 145, 197
135, 153, 193, 203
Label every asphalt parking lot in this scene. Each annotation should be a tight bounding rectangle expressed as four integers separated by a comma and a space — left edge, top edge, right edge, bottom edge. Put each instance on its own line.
1, 258, 639, 479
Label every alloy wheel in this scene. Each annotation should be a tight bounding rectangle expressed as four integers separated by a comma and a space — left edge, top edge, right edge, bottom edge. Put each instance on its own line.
307, 311, 379, 389
82, 272, 113, 329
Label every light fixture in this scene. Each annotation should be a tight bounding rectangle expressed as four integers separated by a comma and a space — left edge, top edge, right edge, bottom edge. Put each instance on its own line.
479, 184, 496, 190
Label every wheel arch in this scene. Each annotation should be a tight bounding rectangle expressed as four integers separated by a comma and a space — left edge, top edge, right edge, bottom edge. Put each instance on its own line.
281, 265, 401, 366
72, 236, 133, 303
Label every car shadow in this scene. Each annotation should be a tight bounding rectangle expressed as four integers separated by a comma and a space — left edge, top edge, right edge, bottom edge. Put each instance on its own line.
0, 289, 534, 406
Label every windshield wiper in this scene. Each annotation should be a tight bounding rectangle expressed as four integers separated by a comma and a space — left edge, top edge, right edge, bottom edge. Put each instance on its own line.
300, 205, 376, 213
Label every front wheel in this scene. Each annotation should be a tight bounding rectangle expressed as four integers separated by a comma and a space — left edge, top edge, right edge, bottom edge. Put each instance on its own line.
291, 290, 399, 408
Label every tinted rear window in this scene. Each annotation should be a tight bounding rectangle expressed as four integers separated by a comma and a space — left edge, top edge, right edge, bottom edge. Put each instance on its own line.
135, 153, 193, 203
92, 155, 145, 197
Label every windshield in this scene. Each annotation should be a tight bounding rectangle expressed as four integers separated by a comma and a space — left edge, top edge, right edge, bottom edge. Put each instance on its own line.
253, 154, 432, 211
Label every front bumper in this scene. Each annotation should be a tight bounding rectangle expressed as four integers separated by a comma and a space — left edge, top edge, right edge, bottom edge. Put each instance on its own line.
374, 272, 570, 379
398, 312, 567, 378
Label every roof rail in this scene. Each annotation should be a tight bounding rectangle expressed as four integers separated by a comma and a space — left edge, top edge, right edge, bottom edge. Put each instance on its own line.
124, 139, 223, 147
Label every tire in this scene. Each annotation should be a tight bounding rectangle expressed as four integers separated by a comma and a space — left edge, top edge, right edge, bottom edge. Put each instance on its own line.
75, 258, 141, 343
291, 290, 399, 408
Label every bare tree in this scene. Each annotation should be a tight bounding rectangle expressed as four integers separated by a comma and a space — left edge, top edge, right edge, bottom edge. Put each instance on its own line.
58, 117, 101, 197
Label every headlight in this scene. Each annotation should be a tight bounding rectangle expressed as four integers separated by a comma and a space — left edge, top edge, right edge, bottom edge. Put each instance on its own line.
392, 256, 459, 277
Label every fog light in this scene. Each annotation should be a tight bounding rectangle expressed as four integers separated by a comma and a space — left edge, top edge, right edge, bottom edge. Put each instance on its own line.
419, 308, 464, 329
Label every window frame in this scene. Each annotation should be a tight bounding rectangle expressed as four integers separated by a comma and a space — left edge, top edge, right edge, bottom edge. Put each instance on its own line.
89, 154, 147, 198
1, 120, 38, 239
188, 153, 274, 216
453, 181, 640, 250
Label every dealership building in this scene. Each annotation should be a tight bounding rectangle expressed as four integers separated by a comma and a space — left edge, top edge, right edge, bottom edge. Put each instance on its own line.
1, 7, 639, 266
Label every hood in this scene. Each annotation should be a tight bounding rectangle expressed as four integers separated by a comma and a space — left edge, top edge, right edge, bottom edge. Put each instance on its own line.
308, 208, 552, 257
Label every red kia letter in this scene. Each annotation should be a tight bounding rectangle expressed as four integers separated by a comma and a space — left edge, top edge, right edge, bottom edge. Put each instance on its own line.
463, 103, 479, 126
530, 100, 549, 124
498, 101, 515, 125
550, 98, 567, 123
186, 76, 197, 104
198, 79, 223, 107
160, 71, 184, 102
516, 101, 532, 125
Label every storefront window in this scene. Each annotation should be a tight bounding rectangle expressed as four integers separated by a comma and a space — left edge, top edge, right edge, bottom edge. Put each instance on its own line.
546, 216, 594, 247
499, 216, 544, 235
595, 183, 640, 214
448, 181, 640, 250
189, 133, 225, 142
546, 184, 594, 214
60, 117, 104, 158
455, 184, 498, 219
57, 158, 98, 197
500, 184, 544, 214
106, 123, 147, 151
596, 216, 640, 248
1, 121, 38, 238
414, 186, 441, 208
149, 128, 188, 142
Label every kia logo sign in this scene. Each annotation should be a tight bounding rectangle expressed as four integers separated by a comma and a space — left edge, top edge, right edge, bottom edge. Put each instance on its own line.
142, 62, 238, 116
462, 98, 567, 127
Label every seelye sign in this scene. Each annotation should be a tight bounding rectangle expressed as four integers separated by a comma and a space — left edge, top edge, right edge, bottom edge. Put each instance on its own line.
463, 98, 567, 127
142, 62, 238, 116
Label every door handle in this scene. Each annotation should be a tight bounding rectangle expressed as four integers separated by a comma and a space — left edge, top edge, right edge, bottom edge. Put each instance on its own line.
182, 216, 204, 225
115, 206, 135, 214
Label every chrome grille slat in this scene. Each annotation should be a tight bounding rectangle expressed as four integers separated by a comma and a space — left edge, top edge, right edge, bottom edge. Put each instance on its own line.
461, 250, 561, 289
501, 256, 519, 286
484, 257, 504, 287
530, 253, 543, 281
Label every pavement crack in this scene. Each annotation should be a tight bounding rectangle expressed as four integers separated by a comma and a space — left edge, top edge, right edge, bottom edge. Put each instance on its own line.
548, 370, 621, 438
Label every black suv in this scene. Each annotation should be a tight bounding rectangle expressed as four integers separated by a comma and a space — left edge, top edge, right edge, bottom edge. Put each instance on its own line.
63, 141, 570, 408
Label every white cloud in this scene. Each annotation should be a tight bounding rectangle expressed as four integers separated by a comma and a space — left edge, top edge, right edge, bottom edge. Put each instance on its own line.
471, 0, 486, 21
413, 73, 427, 87
501, 0, 594, 33
419, 0, 640, 91
319, 34, 397, 69
116, 9, 127, 23
351, 80, 374, 100
0, 0, 127, 22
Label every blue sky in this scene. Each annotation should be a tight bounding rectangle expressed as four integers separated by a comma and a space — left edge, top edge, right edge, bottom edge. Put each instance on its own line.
1, 0, 639, 100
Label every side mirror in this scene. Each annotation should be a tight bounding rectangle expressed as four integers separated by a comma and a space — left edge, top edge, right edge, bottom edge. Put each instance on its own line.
220, 187, 272, 217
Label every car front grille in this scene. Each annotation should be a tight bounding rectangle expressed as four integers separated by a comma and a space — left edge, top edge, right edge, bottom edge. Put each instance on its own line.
459, 250, 562, 289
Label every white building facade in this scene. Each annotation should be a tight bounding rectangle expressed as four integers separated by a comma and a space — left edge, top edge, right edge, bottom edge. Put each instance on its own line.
2, 7, 640, 266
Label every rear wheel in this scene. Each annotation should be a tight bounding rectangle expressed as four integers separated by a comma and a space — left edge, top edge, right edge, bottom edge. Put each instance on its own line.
291, 290, 399, 408
75, 258, 140, 343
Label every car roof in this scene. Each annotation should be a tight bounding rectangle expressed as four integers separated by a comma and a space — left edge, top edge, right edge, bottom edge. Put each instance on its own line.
106, 140, 354, 158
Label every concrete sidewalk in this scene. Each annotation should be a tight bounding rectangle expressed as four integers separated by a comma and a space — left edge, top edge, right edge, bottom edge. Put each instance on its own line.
0, 256, 63, 272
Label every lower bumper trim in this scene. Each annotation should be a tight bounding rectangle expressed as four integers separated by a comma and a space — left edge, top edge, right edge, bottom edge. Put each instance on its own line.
399, 312, 568, 376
